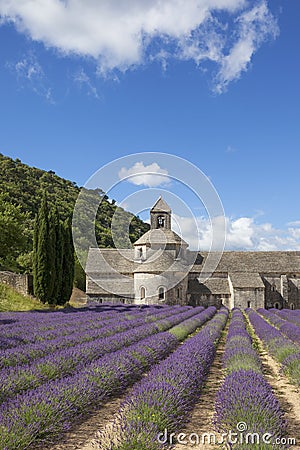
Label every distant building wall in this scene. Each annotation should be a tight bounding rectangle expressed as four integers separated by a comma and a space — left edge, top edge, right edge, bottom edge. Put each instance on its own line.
0, 271, 33, 296
287, 278, 300, 309
233, 288, 265, 310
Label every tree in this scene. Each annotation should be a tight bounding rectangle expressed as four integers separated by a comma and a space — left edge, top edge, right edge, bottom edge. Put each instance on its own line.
59, 219, 75, 305
33, 194, 52, 302
51, 208, 63, 304
0, 195, 28, 271
33, 196, 75, 305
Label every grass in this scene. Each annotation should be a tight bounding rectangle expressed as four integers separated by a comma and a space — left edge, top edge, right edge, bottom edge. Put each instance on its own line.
0, 283, 49, 312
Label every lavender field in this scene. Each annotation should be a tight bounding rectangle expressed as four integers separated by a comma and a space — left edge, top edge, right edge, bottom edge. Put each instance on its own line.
0, 305, 299, 450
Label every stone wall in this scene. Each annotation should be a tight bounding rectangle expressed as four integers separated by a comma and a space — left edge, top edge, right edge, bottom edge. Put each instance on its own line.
233, 287, 265, 310
0, 271, 33, 295
287, 278, 300, 309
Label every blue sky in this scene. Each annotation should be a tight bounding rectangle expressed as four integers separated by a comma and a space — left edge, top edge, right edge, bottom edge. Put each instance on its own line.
0, 0, 299, 251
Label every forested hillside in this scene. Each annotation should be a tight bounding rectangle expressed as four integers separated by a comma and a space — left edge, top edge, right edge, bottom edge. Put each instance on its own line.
0, 153, 149, 276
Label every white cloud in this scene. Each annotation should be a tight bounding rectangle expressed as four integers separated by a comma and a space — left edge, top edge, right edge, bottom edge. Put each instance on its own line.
287, 220, 300, 227
118, 162, 171, 187
6, 52, 54, 102
0, 0, 279, 92
173, 214, 300, 251
73, 68, 100, 99
214, 1, 279, 93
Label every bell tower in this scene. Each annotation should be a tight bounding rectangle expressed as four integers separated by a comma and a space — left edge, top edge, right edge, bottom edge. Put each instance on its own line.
150, 196, 172, 230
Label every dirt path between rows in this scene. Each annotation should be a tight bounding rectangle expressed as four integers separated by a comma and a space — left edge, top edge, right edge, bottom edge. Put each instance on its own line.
172, 327, 229, 450
40, 395, 125, 450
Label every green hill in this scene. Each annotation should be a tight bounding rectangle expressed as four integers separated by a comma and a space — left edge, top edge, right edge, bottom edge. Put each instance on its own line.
0, 153, 149, 279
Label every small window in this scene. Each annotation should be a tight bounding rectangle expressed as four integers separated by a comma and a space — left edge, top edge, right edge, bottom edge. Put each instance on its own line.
138, 247, 143, 258
247, 301, 251, 308
274, 302, 280, 309
158, 287, 165, 300
140, 287, 146, 300
290, 303, 295, 310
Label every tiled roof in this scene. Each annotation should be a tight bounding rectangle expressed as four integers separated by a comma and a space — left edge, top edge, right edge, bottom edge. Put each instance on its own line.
229, 272, 265, 288
86, 248, 135, 273
191, 251, 300, 273
151, 196, 171, 212
86, 248, 300, 278
134, 228, 188, 247
188, 278, 230, 295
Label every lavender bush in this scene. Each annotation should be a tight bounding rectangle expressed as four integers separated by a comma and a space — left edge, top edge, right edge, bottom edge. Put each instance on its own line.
97, 308, 228, 450
258, 308, 300, 345
247, 309, 300, 385
0, 307, 214, 449
214, 309, 286, 449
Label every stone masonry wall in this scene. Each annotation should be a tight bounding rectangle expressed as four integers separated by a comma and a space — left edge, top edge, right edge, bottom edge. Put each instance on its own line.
0, 271, 33, 295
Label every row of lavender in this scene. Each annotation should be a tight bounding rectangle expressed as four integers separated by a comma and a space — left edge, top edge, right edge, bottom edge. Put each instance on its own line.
0, 306, 194, 368
0, 307, 207, 403
247, 309, 300, 386
0, 305, 185, 348
272, 308, 300, 327
98, 307, 229, 450
0, 307, 217, 449
214, 309, 285, 450
258, 308, 300, 345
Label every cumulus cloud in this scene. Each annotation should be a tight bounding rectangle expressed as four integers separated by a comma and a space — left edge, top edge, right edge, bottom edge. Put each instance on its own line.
173, 214, 300, 251
0, 0, 279, 92
118, 162, 171, 187
214, 1, 279, 93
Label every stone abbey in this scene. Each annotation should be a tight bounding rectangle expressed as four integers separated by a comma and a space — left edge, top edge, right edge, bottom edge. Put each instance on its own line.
86, 197, 300, 310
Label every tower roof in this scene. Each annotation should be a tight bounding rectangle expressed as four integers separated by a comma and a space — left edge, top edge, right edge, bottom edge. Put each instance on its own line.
150, 196, 171, 213
134, 228, 188, 247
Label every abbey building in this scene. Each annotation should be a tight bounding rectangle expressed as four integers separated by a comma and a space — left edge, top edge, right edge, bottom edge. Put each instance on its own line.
86, 197, 300, 310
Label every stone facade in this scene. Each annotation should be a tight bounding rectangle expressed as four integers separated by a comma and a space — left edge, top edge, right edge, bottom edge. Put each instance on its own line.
86, 198, 300, 310
0, 271, 33, 296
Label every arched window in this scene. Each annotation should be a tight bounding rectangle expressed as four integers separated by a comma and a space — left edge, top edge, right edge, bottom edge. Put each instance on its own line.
290, 303, 295, 310
158, 287, 165, 300
157, 216, 165, 228
274, 302, 280, 309
140, 287, 146, 300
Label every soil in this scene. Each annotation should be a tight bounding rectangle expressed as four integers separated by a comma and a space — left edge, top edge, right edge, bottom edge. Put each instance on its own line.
171, 328, 228, 450
40, 395, 125, 450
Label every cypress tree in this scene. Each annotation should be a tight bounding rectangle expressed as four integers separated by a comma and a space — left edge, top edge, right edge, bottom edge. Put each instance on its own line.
59, 219, 74, 305
32, 214, 39, 296
47, 210, 57, 305
33, 194, 51, 302
51, 208, 63, 304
